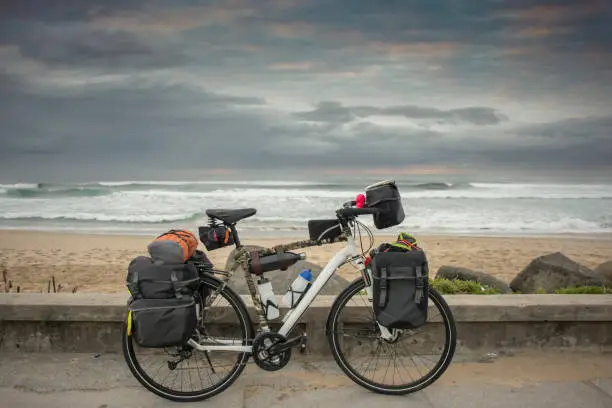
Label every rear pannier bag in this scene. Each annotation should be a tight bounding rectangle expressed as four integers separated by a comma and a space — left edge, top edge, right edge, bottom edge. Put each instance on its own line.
148, 229, 199, 264
126, 256, 199, 300
364, 180, 405, 229
128, 297, 197, 348
198, 224, 235, 251
370, 247, 429, 329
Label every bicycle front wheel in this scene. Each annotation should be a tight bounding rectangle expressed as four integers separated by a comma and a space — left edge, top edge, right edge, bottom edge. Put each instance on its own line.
122, 274, 254, 402
326, 278, 457, 395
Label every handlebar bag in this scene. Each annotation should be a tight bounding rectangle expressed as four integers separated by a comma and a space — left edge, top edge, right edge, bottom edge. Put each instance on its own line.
364, 180, 405, 229
370, 244, 429, 329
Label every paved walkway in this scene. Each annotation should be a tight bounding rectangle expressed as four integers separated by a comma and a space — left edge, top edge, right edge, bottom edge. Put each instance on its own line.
1, 350, 612, 407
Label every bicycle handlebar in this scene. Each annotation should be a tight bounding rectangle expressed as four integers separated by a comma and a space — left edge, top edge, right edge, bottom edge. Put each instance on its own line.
336, 206, 380, 218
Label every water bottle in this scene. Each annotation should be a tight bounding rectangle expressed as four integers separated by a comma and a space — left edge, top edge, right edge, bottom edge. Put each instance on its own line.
282, 269, 313, 308
256, 278, 280, 320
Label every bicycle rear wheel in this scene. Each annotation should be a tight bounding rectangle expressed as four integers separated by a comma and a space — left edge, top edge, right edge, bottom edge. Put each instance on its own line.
327, 277, 456, 395
122, 274, 253, 402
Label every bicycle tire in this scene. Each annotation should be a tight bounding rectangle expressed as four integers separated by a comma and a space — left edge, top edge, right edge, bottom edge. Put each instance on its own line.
122, 274, 254, 402
326, 277, 457, 395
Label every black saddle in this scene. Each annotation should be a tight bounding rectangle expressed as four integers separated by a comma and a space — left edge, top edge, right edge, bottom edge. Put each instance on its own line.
206, 208, 256, 224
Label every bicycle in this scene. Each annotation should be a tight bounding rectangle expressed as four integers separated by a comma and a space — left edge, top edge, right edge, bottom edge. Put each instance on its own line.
122, 184, 457, 402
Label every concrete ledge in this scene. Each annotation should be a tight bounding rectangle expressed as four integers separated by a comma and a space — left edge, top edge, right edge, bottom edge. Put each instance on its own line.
1, 293, 612, 354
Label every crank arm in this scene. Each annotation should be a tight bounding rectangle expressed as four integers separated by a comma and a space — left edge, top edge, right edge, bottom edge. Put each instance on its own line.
268, 334, 306, 354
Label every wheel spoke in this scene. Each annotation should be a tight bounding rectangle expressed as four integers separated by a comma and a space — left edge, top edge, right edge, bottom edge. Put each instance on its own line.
122, 275, 253, 402
327, 279, 456, 394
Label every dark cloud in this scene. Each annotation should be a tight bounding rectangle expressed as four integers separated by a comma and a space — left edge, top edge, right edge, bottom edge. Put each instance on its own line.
0, 0, 145, 23
293, 101, 508, 126
0, 19, 188, 70
514, 116, 612, 141
0, 75, 267, 163
450, 115, 612, 170
17, 25, 184, 69
0, 0, 611, 180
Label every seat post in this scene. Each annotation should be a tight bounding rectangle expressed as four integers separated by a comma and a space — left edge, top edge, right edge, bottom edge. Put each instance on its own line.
229, 223, 242, 248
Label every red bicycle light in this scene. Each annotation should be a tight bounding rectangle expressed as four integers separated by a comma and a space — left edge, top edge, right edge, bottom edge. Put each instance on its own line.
356, 194, 365, 208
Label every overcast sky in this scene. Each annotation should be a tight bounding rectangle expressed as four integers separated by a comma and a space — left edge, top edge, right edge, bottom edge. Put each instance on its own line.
1, 0, 611, 182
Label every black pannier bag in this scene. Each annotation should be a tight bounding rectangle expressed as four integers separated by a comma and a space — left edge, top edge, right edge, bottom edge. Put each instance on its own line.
198, 224, 235, 251
370, 245, 429, 329
364, 180, 405, 229
126, 256, 200, 300
128, 297, 197, 348
308, 219, 342, 242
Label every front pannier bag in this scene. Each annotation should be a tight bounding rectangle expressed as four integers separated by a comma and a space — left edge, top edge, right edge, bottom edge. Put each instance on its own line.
364, 180, 405, 229
370, 243, 429, 329
128, 297, 197, 348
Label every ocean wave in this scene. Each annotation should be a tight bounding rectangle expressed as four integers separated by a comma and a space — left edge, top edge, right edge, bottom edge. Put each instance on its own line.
3, 180, 611, 200
3, 186, 112, 198
3, 185, 611, 200
95, 180, 337, 187
395, 216, 610, 234
0, 212, 203, 223
95, 180, 473, 191
0, 179, 611, 236
113, 188, 355, 200
411, 182, 472, 190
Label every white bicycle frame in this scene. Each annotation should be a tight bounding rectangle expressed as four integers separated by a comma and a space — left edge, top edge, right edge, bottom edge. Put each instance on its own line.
187, 233, 393, 353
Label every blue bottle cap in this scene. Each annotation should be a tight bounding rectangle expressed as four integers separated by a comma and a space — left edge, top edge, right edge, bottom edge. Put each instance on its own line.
299, 269, 312, 281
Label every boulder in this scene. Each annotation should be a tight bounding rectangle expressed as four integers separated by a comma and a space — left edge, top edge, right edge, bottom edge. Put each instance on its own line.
595, 261, 612, 286
223, 247, 349, 296
510, 252, 605, 294
435, 265, 512, 294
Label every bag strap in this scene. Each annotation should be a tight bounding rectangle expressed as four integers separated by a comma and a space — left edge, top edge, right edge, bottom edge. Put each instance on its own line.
170, 270, 183, 299
414, 265, 424, 303
250, 251, 262, 275
378, 267, 388, 308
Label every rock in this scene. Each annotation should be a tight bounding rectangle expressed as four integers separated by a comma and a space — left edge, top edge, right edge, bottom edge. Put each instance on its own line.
223, 247, 350, 296
510, 252, 605, 294
435, 265, 512, 293
595, 261, 612, 286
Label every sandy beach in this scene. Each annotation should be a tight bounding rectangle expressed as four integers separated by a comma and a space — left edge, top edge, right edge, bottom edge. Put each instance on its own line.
1, 229, 611, 294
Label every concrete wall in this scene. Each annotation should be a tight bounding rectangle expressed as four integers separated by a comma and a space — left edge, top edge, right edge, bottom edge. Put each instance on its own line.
1, 293, 611, 355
